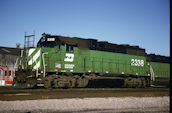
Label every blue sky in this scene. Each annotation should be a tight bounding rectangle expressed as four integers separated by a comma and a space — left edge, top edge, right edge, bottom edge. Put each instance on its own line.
0, 0, 170, 56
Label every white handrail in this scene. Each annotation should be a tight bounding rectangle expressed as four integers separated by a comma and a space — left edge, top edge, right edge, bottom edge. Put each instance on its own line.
150, 65, 155, 81
42, 52, 48, 77
34, 60, 39, 78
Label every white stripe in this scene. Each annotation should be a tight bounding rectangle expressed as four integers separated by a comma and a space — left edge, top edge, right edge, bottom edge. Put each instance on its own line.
28, 59, 33, 65
33, 61, 40, 69
28, 49, 40, 65
28, 48, 35, 56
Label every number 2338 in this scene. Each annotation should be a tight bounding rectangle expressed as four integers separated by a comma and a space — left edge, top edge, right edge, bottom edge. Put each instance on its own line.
131, 59, 144, 67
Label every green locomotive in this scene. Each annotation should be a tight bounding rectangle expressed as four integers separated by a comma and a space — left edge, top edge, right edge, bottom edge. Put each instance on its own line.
13, 33, 170, 88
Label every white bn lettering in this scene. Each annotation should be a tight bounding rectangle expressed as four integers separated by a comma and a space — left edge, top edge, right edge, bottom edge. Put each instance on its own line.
64, 64, 75, 69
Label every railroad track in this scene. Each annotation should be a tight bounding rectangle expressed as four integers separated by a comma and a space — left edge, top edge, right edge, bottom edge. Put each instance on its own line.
0, 87, 169, 101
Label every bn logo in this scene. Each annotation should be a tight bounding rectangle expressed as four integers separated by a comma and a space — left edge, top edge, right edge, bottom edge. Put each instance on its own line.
64, 53, 74, 62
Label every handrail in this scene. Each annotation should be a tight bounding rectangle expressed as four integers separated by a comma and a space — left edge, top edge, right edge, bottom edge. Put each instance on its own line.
0, 66, 5, 80
42, 52, 48, 77
0, 65, 9, 82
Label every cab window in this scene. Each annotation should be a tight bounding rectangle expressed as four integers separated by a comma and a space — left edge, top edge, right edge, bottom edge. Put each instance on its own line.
66, 44, 74, 52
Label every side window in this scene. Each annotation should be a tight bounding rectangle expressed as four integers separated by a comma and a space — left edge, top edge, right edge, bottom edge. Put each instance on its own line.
70, 46, 73, 52
49, 42, 56, 48
66, 44, 69, 52
66, 44, 74, 52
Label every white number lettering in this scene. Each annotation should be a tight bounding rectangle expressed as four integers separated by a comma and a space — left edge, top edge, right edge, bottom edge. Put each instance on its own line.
137, 59, 141, 66
141, 60, 144, 67
134, 59, 138, 66
131, 59, 144, 67
131, 59, 135, 66
47, 38, 55, 41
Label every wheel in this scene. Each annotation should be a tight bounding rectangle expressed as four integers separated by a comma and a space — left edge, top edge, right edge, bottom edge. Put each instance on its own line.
26, 78, 37, 88
141, 78, 146, 88
44, 76, 54, 88
76, 76, 89, 87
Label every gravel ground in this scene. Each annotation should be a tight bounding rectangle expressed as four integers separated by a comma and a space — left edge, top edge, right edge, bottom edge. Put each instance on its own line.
0, 96, 169, 113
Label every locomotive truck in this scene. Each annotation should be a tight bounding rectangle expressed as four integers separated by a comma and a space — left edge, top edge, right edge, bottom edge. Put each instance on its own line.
13, 33, 170, 88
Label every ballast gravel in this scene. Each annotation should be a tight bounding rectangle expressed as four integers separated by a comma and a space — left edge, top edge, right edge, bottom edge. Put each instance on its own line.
0, 96, 169, 113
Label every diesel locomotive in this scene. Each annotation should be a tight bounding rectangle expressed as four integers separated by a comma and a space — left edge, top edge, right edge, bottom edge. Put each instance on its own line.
13, 33, 170, 88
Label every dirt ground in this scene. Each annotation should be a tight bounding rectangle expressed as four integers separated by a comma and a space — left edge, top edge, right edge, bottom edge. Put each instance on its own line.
0, 87, 169, 101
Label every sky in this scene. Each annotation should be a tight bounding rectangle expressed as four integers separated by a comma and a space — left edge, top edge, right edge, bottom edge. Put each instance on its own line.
0, 0, 170, 56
